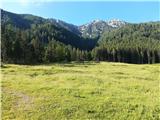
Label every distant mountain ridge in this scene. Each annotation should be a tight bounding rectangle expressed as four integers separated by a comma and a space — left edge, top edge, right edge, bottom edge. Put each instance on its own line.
1, 9, 97, 50
45, 18, 127, 39
1, 9, 160, 64
47, 18, 127, 39
78, 19, 126, 38
48, 18, 81, 36
1, 9, 126, 39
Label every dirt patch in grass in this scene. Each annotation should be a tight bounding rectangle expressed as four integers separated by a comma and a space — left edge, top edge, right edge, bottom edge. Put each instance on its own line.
2, 88, 34, 110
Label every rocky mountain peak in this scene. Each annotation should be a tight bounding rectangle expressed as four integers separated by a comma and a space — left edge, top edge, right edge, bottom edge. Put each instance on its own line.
107, 19, 126, 28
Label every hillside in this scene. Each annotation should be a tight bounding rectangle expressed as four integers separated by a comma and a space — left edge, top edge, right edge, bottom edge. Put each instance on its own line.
93, 22, 160, 64
79, 19, 126, 39
1, 9, 97, 50
1, 9, 160, 64
1, 9, 97, 64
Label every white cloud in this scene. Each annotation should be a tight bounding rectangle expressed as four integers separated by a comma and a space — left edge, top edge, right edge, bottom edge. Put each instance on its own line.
19, 0, 29, 6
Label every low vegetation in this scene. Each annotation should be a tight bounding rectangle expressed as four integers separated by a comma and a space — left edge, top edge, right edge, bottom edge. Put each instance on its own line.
2, 62, 160, 120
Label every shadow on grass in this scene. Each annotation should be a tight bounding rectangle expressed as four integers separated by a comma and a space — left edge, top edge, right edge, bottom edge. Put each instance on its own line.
1, 64, 11, 68
42, 61, 98, 67
61, 61, 97, 67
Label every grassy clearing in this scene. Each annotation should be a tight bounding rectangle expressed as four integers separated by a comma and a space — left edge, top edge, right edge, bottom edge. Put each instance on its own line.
1, 62, 160, 120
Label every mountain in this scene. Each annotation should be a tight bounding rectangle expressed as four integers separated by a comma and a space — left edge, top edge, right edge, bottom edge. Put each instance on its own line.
99, 22, 160, 44
48, 18, 126, 39
1, 9, 97, 50
1, 9, 126, 50
48, 18, 81, 36
1, 9, 160, 64
107, 19, 126, 27
78, 19, 126, 39
1, 9, 126, 40
1, 10, 46, 29
95, 22, 160, 63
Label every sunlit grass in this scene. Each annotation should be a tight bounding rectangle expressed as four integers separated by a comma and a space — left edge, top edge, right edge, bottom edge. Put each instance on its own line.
1, 62, 160, 120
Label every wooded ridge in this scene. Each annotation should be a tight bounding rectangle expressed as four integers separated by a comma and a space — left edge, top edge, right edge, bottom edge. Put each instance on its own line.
1, 9, 160, 64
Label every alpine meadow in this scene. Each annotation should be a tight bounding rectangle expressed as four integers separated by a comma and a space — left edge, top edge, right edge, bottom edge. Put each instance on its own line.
1, 1, 160, 120
2, 62, 160, 119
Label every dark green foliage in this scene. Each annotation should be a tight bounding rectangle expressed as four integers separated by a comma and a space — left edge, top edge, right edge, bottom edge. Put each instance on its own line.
1, 9, 160, 64
93, 23, 160, 64
29, 23, 97, 50
1, 9, 97, 51
1, 24, 93, 64
1, 10, 45, 29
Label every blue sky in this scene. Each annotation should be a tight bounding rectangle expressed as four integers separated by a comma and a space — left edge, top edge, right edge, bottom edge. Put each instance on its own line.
1, 0, 159, 25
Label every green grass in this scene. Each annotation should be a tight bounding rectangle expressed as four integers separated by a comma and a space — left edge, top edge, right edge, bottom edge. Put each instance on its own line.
1, 62, 160, 120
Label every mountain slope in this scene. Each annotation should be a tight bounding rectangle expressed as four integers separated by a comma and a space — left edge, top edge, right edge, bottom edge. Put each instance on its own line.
1, 9, 126, 40
1, 9, 97, 50
99, 22, 160, 44
48, 19, 81, 36
1, 9, 160, 64
93, 22, 160, 63
79, 19, 126, 39
1, 9, 46, 29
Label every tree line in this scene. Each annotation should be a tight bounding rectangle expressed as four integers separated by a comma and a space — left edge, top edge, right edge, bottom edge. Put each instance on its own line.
1, 24, 93, 64
93, 23, 160, 64
2, 22, 160, 64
